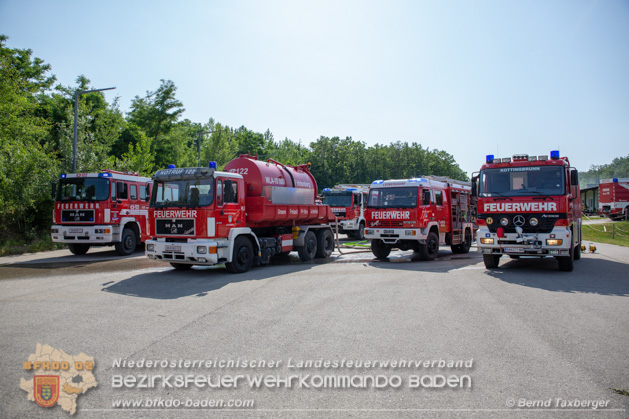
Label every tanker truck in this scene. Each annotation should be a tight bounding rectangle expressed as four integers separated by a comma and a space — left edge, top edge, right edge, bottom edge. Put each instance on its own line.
145, 155, 336, 273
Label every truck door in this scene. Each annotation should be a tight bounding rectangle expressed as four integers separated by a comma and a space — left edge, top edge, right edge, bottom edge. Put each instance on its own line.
215, 177, 244, 237
433, 189, 448, 233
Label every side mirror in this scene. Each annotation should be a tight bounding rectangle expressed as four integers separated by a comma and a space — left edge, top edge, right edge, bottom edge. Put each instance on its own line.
145, 185, 151, 202
117, 182, 125, 196
471, 173, 479, 198
422, 190, 431, 205
570, 168, 579, 186
51, 182, 57, 199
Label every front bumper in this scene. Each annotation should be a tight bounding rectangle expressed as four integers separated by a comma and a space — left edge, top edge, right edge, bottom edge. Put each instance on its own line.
51, 225, 116, 244
365, 228, 425, 243
476, 227, 572, 256
145, 239, 225, 265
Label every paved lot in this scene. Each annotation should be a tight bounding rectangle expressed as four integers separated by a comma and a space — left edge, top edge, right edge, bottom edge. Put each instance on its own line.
1, 241, 628, 418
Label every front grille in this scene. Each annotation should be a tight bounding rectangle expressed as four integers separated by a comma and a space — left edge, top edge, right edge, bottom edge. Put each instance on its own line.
156, 219, 195, 235
61, 209, 94, 223
481, 213, 564, 234
368, 220, 404, 228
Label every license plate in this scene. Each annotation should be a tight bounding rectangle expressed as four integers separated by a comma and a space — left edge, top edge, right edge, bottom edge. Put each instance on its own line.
503, 247, 524, 253
165, 245, 182, 252
69, 228, 83, 233
384, 230, 394, 234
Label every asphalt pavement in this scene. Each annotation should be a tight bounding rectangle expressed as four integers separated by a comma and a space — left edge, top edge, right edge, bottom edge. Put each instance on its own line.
1, 241, 628, 418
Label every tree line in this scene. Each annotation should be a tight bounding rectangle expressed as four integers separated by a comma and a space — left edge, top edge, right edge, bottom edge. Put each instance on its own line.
0, 35, 467, 241
579, 156, 629, 187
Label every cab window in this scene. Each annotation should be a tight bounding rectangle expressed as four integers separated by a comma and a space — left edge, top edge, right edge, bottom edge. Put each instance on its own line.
435, 190, 443, 205
130, 184, 137, 200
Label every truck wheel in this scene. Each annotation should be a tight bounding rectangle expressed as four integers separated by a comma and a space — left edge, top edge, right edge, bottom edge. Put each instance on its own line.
170, 263, 193, 271
226, 236, 254, 273
315, 229, 334, 258
557, 245, 574, 272
483, 254, 501, 269
297, 231, 317, 261
357, 222, 365, 241
419, 231, 439, 261
68, 244, 90, 255
573, 243, 581, 260
371, 239, 391, 260
115, 228, 137, 256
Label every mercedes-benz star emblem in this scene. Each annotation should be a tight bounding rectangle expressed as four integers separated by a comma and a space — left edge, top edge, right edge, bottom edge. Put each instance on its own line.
513, 215, 526, 227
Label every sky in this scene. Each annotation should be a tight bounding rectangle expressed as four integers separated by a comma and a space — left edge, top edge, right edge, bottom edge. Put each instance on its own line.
1, 0, 628, 176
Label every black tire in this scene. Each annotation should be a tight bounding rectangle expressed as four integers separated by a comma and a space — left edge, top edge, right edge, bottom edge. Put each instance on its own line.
297, 231, 317, 261
419, 231, 439, 261
225, 236, 254, 273
68, 243, 90, 255
115, 228, 137, 256
557, 243, 574, 272
315, 229, 334, 258
483, 254, 501, 269
371, 239, 391, 260
170, 263, 193, 270
357, 222, 365, 241
573, 243, 581, 261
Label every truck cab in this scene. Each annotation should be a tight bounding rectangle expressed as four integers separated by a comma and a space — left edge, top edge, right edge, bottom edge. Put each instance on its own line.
51, 170, 152, 255
474, 151, 582, 271
321, 185, 369, 239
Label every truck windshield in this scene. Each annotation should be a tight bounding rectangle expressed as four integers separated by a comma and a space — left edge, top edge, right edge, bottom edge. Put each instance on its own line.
322, 193, 353, 207
479, 166, 565, 197
57, 178, 110, 201
151, 178, 214, 208
367, 187, 418, 209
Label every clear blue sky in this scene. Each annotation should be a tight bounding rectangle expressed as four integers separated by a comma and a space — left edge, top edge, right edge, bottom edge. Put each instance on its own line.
1, 0, 628, 176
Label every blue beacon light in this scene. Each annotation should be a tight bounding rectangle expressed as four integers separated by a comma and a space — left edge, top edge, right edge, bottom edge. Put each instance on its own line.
167, 164, 176, 169
550, 150, 560, 160
209, 161, 217, 169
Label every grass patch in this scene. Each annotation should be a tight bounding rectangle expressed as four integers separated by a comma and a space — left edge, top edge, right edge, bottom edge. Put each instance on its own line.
0, 234, 65, 256
582, 221, 629, 248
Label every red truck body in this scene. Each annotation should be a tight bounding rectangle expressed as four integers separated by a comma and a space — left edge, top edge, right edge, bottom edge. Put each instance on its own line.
364, 176, 476, 260
51, 170, 152, 255
474, 151, 582, 271
145, 155, 336, 273
598, 178, 629, 219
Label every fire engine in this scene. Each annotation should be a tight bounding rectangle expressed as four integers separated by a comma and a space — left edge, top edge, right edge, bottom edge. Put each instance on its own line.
364, 176, 476, 260
321, 184, 370, 239
598, 178, 629, 220
145, 155, 336, 273
51, 170, 153, 255
473, 151, 582, 271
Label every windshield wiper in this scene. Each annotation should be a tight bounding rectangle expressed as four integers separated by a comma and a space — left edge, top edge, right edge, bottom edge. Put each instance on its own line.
523, 191, 552, 200
483, 192, 513, 201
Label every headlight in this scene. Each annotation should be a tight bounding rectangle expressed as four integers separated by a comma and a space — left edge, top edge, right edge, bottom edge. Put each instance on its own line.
405, 230, 417, 236
480, 238, 494, 244
196, 246, 207, 254
529, 217, 539, 227
546, 239, 563, 246
51, 228, 59, 233
365, 229, 373, 235
147, 244, 155, 251
500, 217, 509, 226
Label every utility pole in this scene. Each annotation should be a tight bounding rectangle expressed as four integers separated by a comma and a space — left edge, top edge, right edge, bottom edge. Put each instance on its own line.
73, 87, 116, 171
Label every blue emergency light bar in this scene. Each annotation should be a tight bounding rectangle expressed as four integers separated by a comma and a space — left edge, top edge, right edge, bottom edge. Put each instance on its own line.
372, 180, 384, 185
98, 173, 112, 178
209, 161, 217, 169
550, 150, 560, 159
486, 155, 494, 163
168, 164, 176, 169
60, 174, 67, 178
323, 188, 331, 192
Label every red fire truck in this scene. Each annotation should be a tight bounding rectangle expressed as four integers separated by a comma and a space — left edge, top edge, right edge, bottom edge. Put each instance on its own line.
321, 184, 370, 239
473, 151, 582, 271
145, 155, 336, 273
364, 176, 476, 260
51, 170, 153, 255
598, 178, 629, 220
